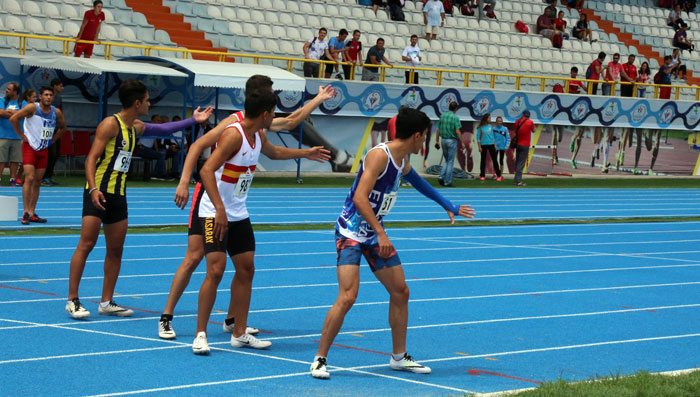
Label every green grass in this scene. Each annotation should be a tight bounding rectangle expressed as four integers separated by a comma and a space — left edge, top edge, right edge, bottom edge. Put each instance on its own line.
508, 370, 700, 397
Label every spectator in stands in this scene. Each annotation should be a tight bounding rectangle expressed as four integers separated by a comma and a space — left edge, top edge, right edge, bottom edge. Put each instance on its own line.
43, 78, 64, 187
0, 82, 21, 187
371, 0, 385, 15
513, 110, 535, 187
620, 54, 637, 97
134, 115, 172, 181
668, 4, 685, 31
478, 0, 497, 20
568, 67, 586, 94
423, 0, 445, 42
544, 0, 558, 19
388, 0, 405, 21
572, 13, 595, 43
326, 29, 349, 79
636, 62, 652, 97
303, 28, 332, 78
401, 35, 422, 84
673, 23, 694, 53
435, 101, 461, 187
669, 48, 687, 80
602, 53, 630, 96
536, 9, 563, 42
588, 52, 606, 95
343, 30, 363, 80
567, 0, 585, 13
659, 55, 673, 99
362, 38, 393, 81
554, 11, 569, 40
74, 0, 105, 58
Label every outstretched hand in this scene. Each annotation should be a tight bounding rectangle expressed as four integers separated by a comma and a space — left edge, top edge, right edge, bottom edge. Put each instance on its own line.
446, 205, 476, 224
317, 84, 335, 101
306, 146, 332, 163
193, 106, 214, 123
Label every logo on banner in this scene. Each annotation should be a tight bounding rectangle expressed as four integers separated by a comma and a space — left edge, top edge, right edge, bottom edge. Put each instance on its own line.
571, 100, 589, 121
630, 102, 648, 124
659, 104, 676, 125
539, 98, 558, 120
686, 104, 700, 126
601, 99, 620, 122
362, 88, 384, 112
401, 88, 421, 108
472, 95, 491, 116
438, 93, 458, 114
322, 86, 345, 110
278, 90, 303, 109
506, 95, 526, 118
230, 88, 246, 106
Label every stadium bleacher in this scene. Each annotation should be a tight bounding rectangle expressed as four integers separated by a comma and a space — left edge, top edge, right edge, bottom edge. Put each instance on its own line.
1, 0, 698, 98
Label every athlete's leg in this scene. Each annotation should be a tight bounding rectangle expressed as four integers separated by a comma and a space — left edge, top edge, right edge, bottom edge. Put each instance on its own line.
162, 234, 205, 315
602, 128, 613, 172
68, 216, 102, 300
570, 126, 584, 168
196, 251, 227, 334
227, 250, 255, 338
29, 168, 46, 215
316, 264, 360, 357
617, 128, 630, 169
371, 129, 380, 147
373, 264, 410, 354
101, 218, 128, 302
21, 164, 35, 215
650, 129, 662, 172
591, 127, 602, 166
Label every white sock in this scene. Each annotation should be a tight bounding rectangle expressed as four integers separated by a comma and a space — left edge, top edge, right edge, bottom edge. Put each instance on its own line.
100, 301, 110, 308
314, 355, 326, 362
392, 352, 406, 361
603, 144, 610, 164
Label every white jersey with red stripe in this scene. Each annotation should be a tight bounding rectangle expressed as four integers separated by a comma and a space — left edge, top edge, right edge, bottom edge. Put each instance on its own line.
198, 122, 261, 221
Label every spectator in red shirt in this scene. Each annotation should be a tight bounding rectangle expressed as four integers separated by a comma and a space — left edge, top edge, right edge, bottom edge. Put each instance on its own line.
568, 66, 586, 94
554, 11, 570, 39
513, 110, 535, 186
620, 54, 637, 97
588, 51, 606, 95
602, 53, 630, 96
343, 30, 363, 80
75, 0, 105, 58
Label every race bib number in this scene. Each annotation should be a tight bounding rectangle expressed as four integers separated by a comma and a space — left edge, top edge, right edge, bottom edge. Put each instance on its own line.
113, 150, 132, 173
40, 127, 54, 141
234, 172, 254, 197
377, 191, 397, 217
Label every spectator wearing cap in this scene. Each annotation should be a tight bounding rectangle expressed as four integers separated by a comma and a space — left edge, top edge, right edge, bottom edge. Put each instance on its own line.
423, 0, 445, 42
620, 55, 637, 97
513, 110, 536, 186
362, 38, 393, 81
401, 34, 422, 84
673, 23, 694, 53
303, 28, 332, 78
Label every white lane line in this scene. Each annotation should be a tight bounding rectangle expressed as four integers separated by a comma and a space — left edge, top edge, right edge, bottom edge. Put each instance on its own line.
0, 345, 185, 365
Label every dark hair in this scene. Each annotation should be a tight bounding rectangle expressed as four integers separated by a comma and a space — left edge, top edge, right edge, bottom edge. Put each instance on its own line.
7, 82, 19, 94
411, 34, 418, 39
395, 107, 430, 140
449, 101, 458, 112
244, 89, 277, 118
628, 54, 636, 58
245, 74, 273, 93
598, 51, 606, 60
319, 27, 327, 33
640, 61, 650, 74
353, 29, 360, 35
581, 13, 587, 21
571, 66, 579, 73
377, 37, 385, 44
20, 89, 35, 103
477, 113, 490, 129
118, 79, 148, 108
39, 86, 54, 95
339, 28, 348, 36
50, 78, 62, 87
664, 55, 672, 61
93, 0, 103, 6
613, 53, 620, 58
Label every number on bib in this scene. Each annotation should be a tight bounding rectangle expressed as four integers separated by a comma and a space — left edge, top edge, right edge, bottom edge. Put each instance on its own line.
113, 150, 133, 173
377, 191, 397, 217
234, 172, 254, 197
40, 127, 54, 141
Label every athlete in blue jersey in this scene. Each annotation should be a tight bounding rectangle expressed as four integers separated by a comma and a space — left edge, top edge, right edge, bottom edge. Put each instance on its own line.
310, 107, 475, 379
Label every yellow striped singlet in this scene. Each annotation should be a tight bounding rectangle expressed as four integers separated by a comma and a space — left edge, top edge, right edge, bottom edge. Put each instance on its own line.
87, 114, 136, 196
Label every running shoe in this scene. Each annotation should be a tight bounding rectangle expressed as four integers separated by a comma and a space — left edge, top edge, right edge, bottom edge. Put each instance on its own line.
9, 178, 17, 187
310, 357, 330, 379
479, 176, 486, 181
20, 213, 30, 225
389, 353, 431, 374
15, 178, 22, 186
437, 178, 445, 186
571, 159, 577, 169
222, 320, 260, 335
230, 333, 271, 349
491, 174, 497, 179
601, 167, 609, 174
98, 301, 134, 317
192, 332, 210, 355
159, 318, 176, 339
619, 151, 625, 166
633, 167, 640, 174
569, 139, 575, 153
590, 156, 595, 167
648, 169, 654, 176
41, 178, 51, 186
65, 298, 90, 319
497, 176, 504, 182
28, 214, 47, 223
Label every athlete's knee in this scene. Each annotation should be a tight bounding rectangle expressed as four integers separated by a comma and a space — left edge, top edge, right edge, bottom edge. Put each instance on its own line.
337, 291, 358, 312
105, 243, 124, 260
391, 283, 410, 304
234, 263, 255, 281
77, 237, 98, 253
183, 250, 204, 273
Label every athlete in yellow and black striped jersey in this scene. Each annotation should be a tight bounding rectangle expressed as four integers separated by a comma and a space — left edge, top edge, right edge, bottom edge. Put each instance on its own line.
87, 113, 135, 197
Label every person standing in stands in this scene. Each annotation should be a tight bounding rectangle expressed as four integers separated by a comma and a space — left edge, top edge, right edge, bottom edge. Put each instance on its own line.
659, 55, 673, 99
620, 54, 637, 98
75, 0, 105, 58
326, 29, 349, 79
43, 78, 64, 186
401, 35, 422, 84
343, 30, 363, 80
303, 28, 332, 78
362, 38, 393, 82
588, 52, 606, 95
0, 82, 22, 187
423, 0, 445, 42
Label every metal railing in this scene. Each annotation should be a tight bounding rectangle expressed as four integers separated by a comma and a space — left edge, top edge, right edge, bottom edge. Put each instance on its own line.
2, 31, 698, 101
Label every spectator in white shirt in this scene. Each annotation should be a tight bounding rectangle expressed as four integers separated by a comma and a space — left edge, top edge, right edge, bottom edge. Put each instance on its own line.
423, 0, 445, 42
303, 28, 332, 78
401, 34, 422, 84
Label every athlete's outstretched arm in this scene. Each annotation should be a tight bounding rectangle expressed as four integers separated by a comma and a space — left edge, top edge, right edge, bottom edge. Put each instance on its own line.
174, 113, 240, 209
259, 131, 331, 162
85, 117, 120, 211
199, 128, 243, 242
268, 85, 335, 132
134, 106, 214, 136
402, 163, 475, 224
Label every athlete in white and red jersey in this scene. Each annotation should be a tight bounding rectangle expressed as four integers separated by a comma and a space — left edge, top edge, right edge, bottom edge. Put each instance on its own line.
158, 78, 334, 342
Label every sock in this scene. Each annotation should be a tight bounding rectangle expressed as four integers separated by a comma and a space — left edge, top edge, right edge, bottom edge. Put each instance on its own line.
225, 317, 235, 326
100, 301, 110, 308
160, 314, 173, 321
603, 143, 610, 165
314, 355, 326, 362
392, 352, 406, 361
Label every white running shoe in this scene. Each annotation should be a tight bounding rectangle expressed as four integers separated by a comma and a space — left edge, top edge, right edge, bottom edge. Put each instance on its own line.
230, 333, 271, 349
65, 298, 90, 319
97, 301, 134, 317
192, 332, 210, 355
389, 353, 431, 374
310, 357, 330, 379
222, 321, 259, 335
158, 318, 176, 340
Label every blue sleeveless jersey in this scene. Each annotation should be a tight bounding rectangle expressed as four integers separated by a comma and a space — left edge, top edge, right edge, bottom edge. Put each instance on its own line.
336, 143, 404, 244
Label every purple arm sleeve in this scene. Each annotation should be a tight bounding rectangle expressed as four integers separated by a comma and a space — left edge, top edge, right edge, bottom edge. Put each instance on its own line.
142, 117, 196, 137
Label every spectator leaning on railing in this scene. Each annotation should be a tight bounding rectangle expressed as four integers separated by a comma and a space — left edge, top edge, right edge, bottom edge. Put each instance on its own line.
401, 35, 422, 84
602, 53, 629, 96
326, 29, 349, 79
362, 38, 393, 81
75, 0, 105, 58
636, 62, 652, 98
302, 28, 332, 78
344, 30, 363, 80
587, 51, 606, 95
423, 0, 445, 42
658, 55, 673, 99
620, 54, 637, 97
567, 67, 586, 94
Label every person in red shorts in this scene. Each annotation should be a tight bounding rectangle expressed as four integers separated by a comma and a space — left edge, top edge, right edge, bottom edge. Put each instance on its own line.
9, 87, 66, 224
75, 0, 105, 58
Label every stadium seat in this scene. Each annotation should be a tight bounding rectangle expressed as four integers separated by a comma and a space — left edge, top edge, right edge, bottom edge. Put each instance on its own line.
61, 4, 80, 20
4, 15, 24, 32
119, 26, 137, 42
22, 0, 41, 15
25, 17, 45, 34
64, 21, 80, 37
2, 0, 22, 14
45, 20, 63, 36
